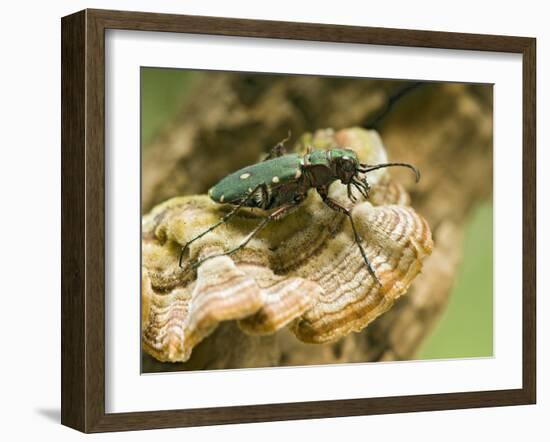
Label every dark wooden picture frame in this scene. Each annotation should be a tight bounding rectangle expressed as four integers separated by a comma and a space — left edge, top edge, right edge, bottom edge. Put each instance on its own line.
61, 8, 536, 433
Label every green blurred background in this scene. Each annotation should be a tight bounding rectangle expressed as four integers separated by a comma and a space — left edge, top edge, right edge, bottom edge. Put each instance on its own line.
141, 68, 493, 361
418, 203, 493, 359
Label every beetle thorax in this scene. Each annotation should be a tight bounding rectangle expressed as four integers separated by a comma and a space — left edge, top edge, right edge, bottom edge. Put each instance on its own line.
302, 164, 335, 188
302, 149, 359, 188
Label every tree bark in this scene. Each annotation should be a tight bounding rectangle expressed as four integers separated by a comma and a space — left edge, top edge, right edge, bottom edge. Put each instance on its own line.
142, 72, 492, 371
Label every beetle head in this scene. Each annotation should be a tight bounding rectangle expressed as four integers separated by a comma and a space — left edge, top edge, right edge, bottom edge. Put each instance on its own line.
330, 149, 360, 185
330, 148, 420, 203
329, 148, 420, 202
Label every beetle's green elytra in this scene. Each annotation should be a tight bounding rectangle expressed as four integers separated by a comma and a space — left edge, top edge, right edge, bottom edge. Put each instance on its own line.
209, 153, 302, 206
180, 135, 420, 285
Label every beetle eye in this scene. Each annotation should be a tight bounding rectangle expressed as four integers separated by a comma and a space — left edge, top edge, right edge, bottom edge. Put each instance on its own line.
341, 159, 355, 172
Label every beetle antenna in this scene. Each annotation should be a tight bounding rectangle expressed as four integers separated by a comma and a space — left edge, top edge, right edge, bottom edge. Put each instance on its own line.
359, 162, 420, 182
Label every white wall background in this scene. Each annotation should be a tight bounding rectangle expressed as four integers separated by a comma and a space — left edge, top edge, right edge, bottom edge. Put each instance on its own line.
0, 0, 546, 440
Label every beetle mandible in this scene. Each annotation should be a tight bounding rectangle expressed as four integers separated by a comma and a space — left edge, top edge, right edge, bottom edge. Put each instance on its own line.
178, 134, 420, 284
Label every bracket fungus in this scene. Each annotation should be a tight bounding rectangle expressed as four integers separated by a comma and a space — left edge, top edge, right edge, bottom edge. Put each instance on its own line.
142, 128, 433, 363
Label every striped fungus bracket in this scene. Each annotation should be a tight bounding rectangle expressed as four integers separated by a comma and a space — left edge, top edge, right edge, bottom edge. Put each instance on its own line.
141, 128, 433, 363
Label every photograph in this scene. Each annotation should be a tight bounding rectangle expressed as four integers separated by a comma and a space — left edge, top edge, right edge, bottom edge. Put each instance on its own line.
140, 68, 493, 373
0, 0, 541, 437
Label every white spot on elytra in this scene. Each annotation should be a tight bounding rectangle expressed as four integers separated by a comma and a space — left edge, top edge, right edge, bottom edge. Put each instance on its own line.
342, 156, 349, 160
240, 173, 251, 180
248, 187, 252, 193
295, 169, 302, 179
220, 194, 225, 203
272, 176, 280, 184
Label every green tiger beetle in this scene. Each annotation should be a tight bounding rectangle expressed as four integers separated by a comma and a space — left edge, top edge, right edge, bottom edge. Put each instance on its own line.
178, 134, 420, 284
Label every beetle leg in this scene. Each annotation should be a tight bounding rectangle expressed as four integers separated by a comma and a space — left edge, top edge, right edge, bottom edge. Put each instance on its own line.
178, 183, 263, 267
263, 130, 291, 161
187, 202, 299, 271
317, 187, 381, 285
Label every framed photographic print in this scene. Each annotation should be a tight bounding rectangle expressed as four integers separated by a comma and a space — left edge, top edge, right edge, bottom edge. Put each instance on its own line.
61, 9, 536, 433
